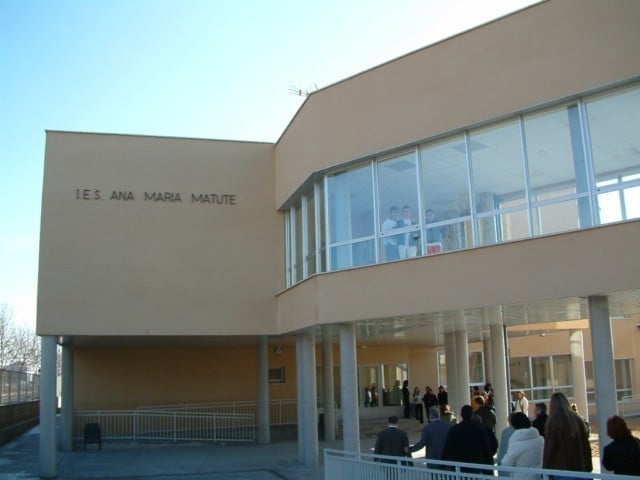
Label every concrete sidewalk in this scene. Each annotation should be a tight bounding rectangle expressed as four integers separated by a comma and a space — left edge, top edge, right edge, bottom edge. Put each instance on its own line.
0, 420, 352, 480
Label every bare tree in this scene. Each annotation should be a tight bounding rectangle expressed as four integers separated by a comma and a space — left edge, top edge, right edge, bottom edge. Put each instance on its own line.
0, 303, 40, 372
0, 303, 16, 368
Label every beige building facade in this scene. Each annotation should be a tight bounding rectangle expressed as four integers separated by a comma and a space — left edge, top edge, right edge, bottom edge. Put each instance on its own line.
37, 0, 640, 474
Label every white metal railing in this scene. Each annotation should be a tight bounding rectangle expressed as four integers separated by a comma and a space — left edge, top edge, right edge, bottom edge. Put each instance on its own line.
0, 369, 39, 405
324, 449, 640, 480
136, 398, 298, 426
73, 410, 255, 443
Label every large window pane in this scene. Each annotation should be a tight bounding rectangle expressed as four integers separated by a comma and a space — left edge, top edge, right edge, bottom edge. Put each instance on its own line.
327, 164, 374, 243
470, 120, 526, 214
525, 105, 588, 195
477, 209, 529, 246
378, 152, 419, 261
552, 355, 572, 387
359, 366, 379, 408
532, 199, 581, 236
524, 104, 592, 228
420, 135, 472, 253
509, 357, 530, 393
587, 85, 640, 225
615, 359, 632, 400
469, 352, 484, 385
382, 364, 408, 406
587, 85, 640, 184
330, 239, 375, 270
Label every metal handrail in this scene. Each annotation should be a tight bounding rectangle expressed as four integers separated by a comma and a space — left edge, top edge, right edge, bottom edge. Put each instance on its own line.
136, 398, 298, 425
325, 449, 639, 480
73, 410, 255, 443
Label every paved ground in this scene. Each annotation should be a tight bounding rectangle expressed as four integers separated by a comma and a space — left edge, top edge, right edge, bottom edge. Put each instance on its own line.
3, 415, 634, 479
0, 419, 330, 480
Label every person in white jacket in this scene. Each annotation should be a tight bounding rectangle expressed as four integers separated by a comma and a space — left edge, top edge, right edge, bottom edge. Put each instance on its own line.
501, 412, 543, 480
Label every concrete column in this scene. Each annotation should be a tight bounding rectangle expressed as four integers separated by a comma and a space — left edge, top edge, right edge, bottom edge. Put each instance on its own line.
454, 328, 470, 412
489, 319, 509, 437
295, 334, 305, 461
340, 323, 360, 453
588, 295, 617, 459
322, 325, 336, 442
256, 336, 270, 444
569, 329, 589, 424
483, 332, 493, 385
444, 331, 458, 413
39, 335, 57, 479
60, 339, 74, 451
300, 329, 319, 466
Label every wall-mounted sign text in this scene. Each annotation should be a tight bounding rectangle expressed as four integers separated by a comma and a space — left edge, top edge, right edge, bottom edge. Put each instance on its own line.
75, 189, 237, 205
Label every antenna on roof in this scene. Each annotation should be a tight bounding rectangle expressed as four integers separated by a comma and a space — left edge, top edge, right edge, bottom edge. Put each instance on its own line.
288, 83, 318, 97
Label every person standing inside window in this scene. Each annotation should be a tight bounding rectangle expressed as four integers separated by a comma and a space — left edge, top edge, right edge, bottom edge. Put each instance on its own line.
381, 206, 402, 261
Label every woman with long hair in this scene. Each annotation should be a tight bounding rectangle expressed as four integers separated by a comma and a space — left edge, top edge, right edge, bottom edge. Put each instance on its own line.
543, 392, 592, 478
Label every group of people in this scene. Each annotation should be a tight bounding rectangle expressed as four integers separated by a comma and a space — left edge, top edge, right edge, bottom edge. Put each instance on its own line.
375, 391, 640, 476
400, 382, 451, 425
382, 206, 446, 260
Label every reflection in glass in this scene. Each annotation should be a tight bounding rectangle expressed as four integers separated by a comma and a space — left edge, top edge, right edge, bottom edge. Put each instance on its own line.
524, 105, 587, 196
382, 364, 408, 406
552, 355, 572, 387
469, 352, 484, 384
532, 199, 581, 236
587, 85, 640, 183
478, 210, 529, 246
330, 239, 375, 270
327, 164, 374, 243
532, 357, 551, 389
359, 366, 379, 408
470, 120, 526, 214
509, 357, 530, 391
421, 135, 471, 254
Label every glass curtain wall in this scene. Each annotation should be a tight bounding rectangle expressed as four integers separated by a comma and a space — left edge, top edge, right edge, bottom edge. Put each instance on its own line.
284, 82, 640, 287
509, 354, 574, 401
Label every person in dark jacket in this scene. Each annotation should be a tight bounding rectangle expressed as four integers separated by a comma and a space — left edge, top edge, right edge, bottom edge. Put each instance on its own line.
422, 386, 438, 421
474, 396, 497, 432
437, 385, 448, 406
532, 402, 548, 437
410, 406, 452, 468
402, 380, 411, 419
374, 415, 410, 464
442, 405, 493, 473
602, 415, 640, 475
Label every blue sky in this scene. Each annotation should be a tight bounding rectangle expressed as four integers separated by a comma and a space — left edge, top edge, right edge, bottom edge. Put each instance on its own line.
0, 0, 537, 330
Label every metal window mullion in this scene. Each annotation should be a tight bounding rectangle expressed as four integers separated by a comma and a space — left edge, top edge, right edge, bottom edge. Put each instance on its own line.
301, 195, 309, 279
414, 146, 425, 254
465, 131, 479, 246
284, 211, 291, 287
519, 115, 535, 237
528, 357, 533, 394
290, 205, 297, 283
371, 160, 380, 264
314, 181, 322, 273
323, 175, 331, 272
577, 99, 599, 226
618, 175, 628, 220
